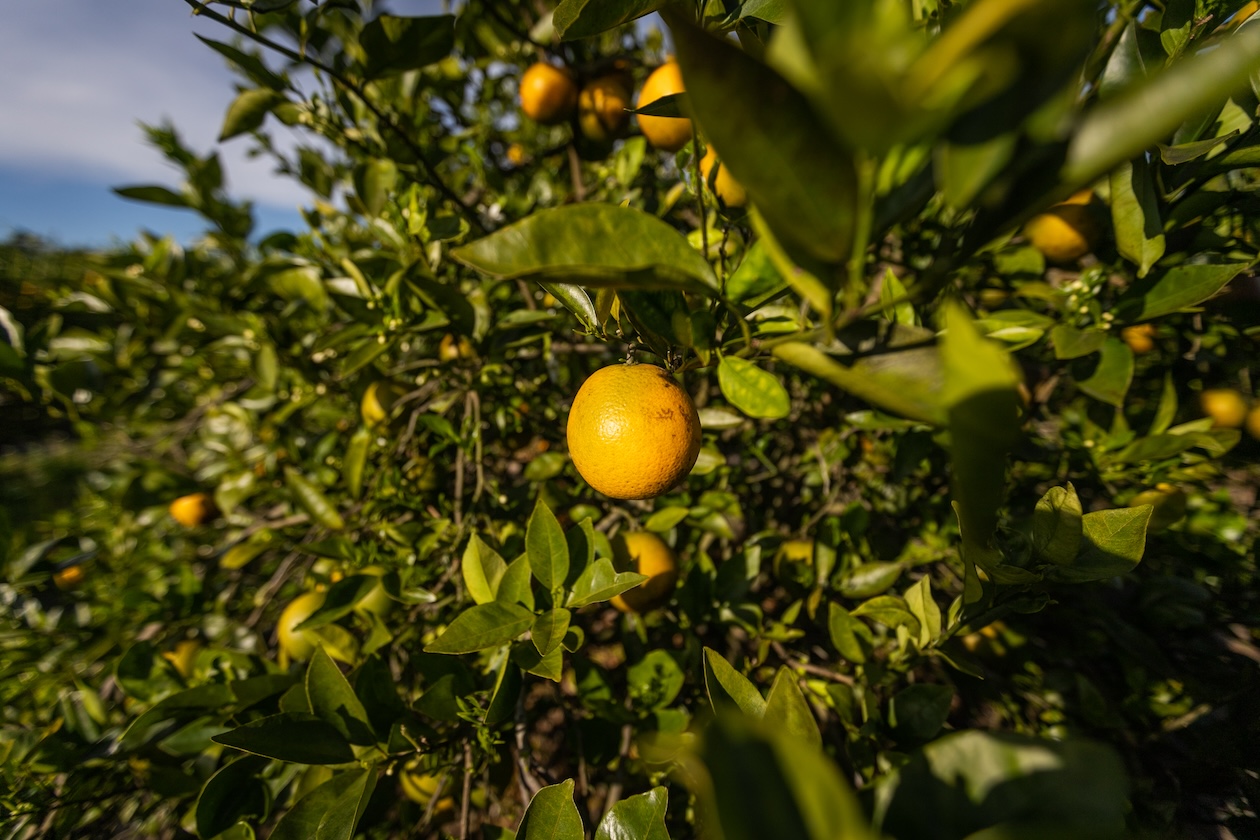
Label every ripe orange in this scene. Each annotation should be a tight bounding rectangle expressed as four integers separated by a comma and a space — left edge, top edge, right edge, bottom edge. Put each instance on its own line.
361, 381, 402, 427
578, 75, 632, 143
566, 363, 701, 500
1129, 483, 1187, 532
439, 333, 474, 362
1121, 323, 1157, 354
53, 564, 86, 590
162, 640, 202, 679
278, 591, 326, 663
699, 148, 747, 208
506, 142, 527, 166
637, 61, 691, 152
610, 531, 680, 613
519, 62, 578, 125
170, 492, 217, 528
1200, 388, 1248, 429
1023, 191, 1101, 263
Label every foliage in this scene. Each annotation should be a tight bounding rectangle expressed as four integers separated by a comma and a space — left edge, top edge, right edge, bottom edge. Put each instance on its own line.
3, 0, 1260, 838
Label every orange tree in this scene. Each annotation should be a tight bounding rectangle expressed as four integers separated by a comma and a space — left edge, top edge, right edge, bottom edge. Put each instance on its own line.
3, 1, 1260, 838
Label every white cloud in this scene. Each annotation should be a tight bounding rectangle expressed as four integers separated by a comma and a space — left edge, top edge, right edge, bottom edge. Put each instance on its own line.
0, 0, 313, 210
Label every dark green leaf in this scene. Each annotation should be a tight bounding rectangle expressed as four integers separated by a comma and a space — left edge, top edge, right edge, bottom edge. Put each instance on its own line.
726, 241, 786, 304
212, 713, 354, 764
1049, 507, 1150, 583
531, 609, 571, 656
360, 14, 455, 78
424, 602, 534, 654
554, 0, 664, 39
1031, 484, 1083, 566
285, 467, 344, 530
595, 786, 670, 840
518, 780, 584, 840
1114, 262, 1246, 321
763, 667, 822, 747
527, 498, 569, 593
1109, 158, 1165, 277
305, 648, 375, 745
1077, 338, 1134, 407
270, 768, 376, 840
220, 88, 284, 141
113, 185, 189, 208
703, 647, 766, 718
889, 683, 954, 743
1050, 324, 1107, 360
195, 756, 269, 839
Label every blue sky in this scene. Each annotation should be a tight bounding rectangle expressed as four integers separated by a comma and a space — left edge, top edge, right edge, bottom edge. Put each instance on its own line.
0, 0, 441, 248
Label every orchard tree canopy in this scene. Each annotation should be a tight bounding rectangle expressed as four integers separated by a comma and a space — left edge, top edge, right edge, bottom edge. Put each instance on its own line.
3, 1, 1260, 838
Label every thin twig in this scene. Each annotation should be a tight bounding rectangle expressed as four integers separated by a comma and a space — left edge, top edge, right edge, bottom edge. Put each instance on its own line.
459, 740, 473, 840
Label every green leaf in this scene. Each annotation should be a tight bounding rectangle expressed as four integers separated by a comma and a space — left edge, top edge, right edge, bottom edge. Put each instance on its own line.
668, 14, 856, 263
1113, 262, 1246, 321
1158, 130, 1240, 164
554, 0, 664, 39
564, 518, 596, 588
539, 282, 600, 331
451, 204, 717, 293
852, 595, 920, 634
595, 786, 670, 840
941, 303, 1020, 557
1109, 159, 1165, 278
344, 427, 371, 499
220, 88, 284, 141
904, 575, 941, 648
496, 554, 536, 610
211, 712, 354, 764
270, 768, 376, 840
353, 159, 397, 218
518, 779, 584, 840
195, 35, 286, 90
284, 467, 344, 530
195, 756, 269, 839
531, 609, 571, 657
513, 641, 565, 682
837, 561, 903, 599
112, 185, 189, 208
717, 357, 790, 419
305, 648, 375, 745
726, 241, 786, 304
703, 647, 766, 718
645, 506, 690, 533
1077, 338, 1134, 407
567, 558, 648, 608
1050, 324, 1107, 360
879, 268, 916, 326
1065, 22, 1260, 185
294, 575, 379, 632
873, 731, 1129, 840
359, 14, 455, 79
888, 684, 953, 743
763, 667, 822, 747
425, 602, 534, 654
527, 498, 569, 593
827, 603, 868, 664
1048, 507, 1150, 583
463, 534, 508, 606
1031, 484, 1083, 566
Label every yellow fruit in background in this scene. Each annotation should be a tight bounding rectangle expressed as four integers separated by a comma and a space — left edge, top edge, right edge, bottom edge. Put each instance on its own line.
777, 540, 814, 563
162, 640, 202, 679
1129, 483, 1188, 532
439, 333, 474, 362
566, 363, 701, 500
1247, 405, 1260, 441
1200, 388, 1248, 429
519, 62, 578, 125
610, 531, 680, 613
1023, 192, 1101, 263
506, 143, 527, 166
277, 591, 327, 663
1121, 323, 1157, 354
352, 565, 396, 620
53, 564, 85, 590
699, 148, 747, 208
400, 769, 456, 812
170, 492, 217, 528
637, 61, 692, 152
361, 381, 402, 427
578, 75, 632, 143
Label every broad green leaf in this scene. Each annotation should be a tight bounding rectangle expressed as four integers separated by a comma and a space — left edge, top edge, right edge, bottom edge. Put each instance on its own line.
763, 667, 822, 747
888, 683, 953, 743
726, 240, 786, 304
220, 88, 283, 141
208, 824, 255, 840
195, 756, 269, 839
305, 648, 374, 745
1065, 22, 1260, 185
554, 0, 664, 39
518, 780, 584, 840
113, 185, 189, 208
1158, 130, 1240, 164
353, 159, 397, 218
668, 14, 856, 264
212, 713, 354, 764
838, 561, 903, 599
270, 768, 376, 840
1109, 158, 1165, 277
451, 204, 717, 292
879, 269, 916, 326
703, 647, 766, 718
539, 281, 599, 331
904, 575, 941, 648
424, 602, 534, 654
750, 210, 834, 317
513, 642, 565, 682
873, 731, 1129, 840
567, 558, 648, 607
717, 357, 790, 419
644, 505, 689, 532
627, 650, 686, 710
344, 426, 371, 499
527, 499, 568, 592
284, 468, 344, 530
595, 786, 670, 840
497, 554, 536, 610
359, 14, 455, 78
852, 595, 920, 635
1150, 372, 1178, 436
1077, 338, 1134, 407
1113, 262, 1246, 321
620, 289, 697, 352
941, 304, 1020, 556
1048, 507, 1150, 583
531, 609, 571, 656
1050, 324, 1107, 360
1031, 484, 1083, 566
739, 0, 789, 24
827, 603, 869, 664
463, 534, 509, 606
485, 662, 523, 727
195, 35, 286, 90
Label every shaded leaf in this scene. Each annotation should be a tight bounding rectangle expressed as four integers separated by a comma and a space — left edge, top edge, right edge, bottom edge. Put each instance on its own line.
567, 558, 647, 607
305, 648, 375, 745
703, 647, 766, 718
1113, 262, 1246, 321
595, 786, 670, 840
270, 767, 376, 840
763, 667, 822, 747
1031, 484, 1082, 566
518, 779, 584, 840
220, 88, 283, 141
424, 603, 534, 654
212, 713, 354, 764
360, 14, 455, 78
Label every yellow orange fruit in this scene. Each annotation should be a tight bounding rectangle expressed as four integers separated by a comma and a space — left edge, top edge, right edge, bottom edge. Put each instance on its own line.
506, 142, 527, 166
519, 62, 578, 125
53, 564, 85, 590
439, 333, 474, 362
778, 540, 814, 564
361, 381, 402, 427
566, 363, 701, 500
1121, 323, 1157, 354
1023, 192, 1101, 263
610, 531, 680, 613
637, 61, 692, 152
278, 591, 327, 663
162, 640, 202, 679
170, 492, 217, 528
699, 148, 747, 208
1200, 388, 1248, 429
1129, 483, 1188, 532
352, 565, 395, 620
578, 75, 632, 143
